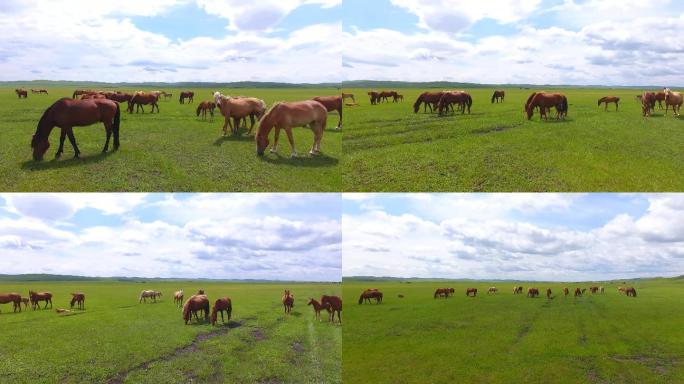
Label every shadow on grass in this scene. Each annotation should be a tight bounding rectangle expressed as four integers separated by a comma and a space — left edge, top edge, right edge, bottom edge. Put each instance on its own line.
259, 152, 338, 167
20, 151, 114, 171
212, 134, 253, 146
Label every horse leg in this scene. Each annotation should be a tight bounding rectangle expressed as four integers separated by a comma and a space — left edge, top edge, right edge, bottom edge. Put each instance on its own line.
102, 122, 112, 153
223, 115, 231, 136
232, 117, 240, 135
56, 129, 67, 158
66, 128, 81, 158
270, 127, 281, 153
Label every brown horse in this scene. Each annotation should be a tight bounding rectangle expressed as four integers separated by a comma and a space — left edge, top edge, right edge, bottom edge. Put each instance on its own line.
81, 93, 106, 100
642, 92, 656, 116
282, 290, 294, 313
563, 287, 569, 296
21, 297, 30, 310
342, 93, 355, 103
73, 89, 100, 99
368, 91, 379, 105
255, 100, 327, 157
31, 98, 120, 161
665, 90, 683, 117
625, 287, 637, 297
434, 288, 450, 298
358, 290, 382, 304
210, 297, 232, 325
466, 288, 477, 297
15, 89, 28, 98
491, 90, 505, 103
29, 290, 53, 309
598, 96, 620, 111
487, 287, 498, 295
128, 92, 159, 113
321, 295, 342, 324
618, 286, 627, 294
312, 95, 343, 130
70, 292, 85, 310
173, 290, 184, 307
526, 92, 568, 120
513, 286, 523, 294
396, 94, 404, 102
139, 290, 159, 303
437, 91, 472, 115
414, 91, 444, 113
574, 288, 582, 297
179, 91, 194, 104
527, 288, 539, 298
196, 101, 216, 121
183, 294, 210, 324
655, 91, 666, 109
589, 286, 599, 294
546, 288, 552, 299
214, 92, 266, 135
307, 298, 330, 321
377, 91, 398, 103
0, 293, 22, 313
105, 92, 133, 104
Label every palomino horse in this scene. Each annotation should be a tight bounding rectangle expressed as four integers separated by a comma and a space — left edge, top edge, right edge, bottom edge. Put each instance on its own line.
574, 288, 582, 297
525, 92, 568, 120
358, 290, 382, 304
466, 288, 477, 297
31, 98, 120, 161
173, 290, 184, 307
128, 92, 159, 113
70, 293, 85, 310
546, 288, 552, 299
642, 92, 656, 116
625, 287, 637, 297
321, 295, 342, 324
513, 286, 523, 294
15, 89, 28, 98
139, 290, 159, 303
307, 298, 330, 322
0, 293, 22, 313
563, 287, 569, 296
414, 91, 444, 113
179, 91, 194, 104
255, 100, 327, 157
598, 96, 620, 111
491, 90, 505, 103
527, 288, 539, 298
487, 287, 498, 295
618, 286, 627, 294
665, 90, 683, 117
342, 93, 355, 103
437, 91, 472, 115
282, 290, 294, 314
211, 297, 232, 325
183, 294, 210, 324
214, 92, 266, 135
29, 290, 53, 309
196, 101, 216, 121
312, 95, 343, 130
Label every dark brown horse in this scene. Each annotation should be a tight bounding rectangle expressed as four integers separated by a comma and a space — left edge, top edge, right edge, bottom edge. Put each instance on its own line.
491, 90, 505, 103
15, 89, 28, 98
358, 290, 382, 304
437, 91, 472, 115
81, 93, 106, 100
0, 293, 22, 313
31, 98, 120, 161
574, 288, 582, 297
466, 288, 477, 297
105, 92, 133, 104
183, 294, 209, 324
368, 91, 379, 105
128, 92, 159, 113
21, 297, 29, 310
546, 288, 552, 299
255, 100, 327, 157
211, 297, 232, 325
598, 96, 619, 111
321, 295, 342, 324
312, 95, 343, 130
563, 287, 569, 296
29, 290, 53, 309
625, 287, 637, 297
525, 92, 568, 120
589, 286, 599, 294
196, 101, 216, 121
282, 290, 294, 313
70, 292, 85, 310
179, 91, 194, 104
414, 91, 444, 113
307, 298, 330, 321
655, 91, 666, 109
527, 288, 539, 298
642, 92, 656, 116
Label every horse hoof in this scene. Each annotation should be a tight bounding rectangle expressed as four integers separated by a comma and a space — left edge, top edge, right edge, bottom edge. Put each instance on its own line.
290, 153, 297, 159
55, 153, 62, 159
269, 148, 277, 154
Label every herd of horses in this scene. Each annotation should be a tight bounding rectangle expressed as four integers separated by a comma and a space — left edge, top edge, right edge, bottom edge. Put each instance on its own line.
640, 89, 683, 117
0, 291, 84, 313
15, 88, 47, 98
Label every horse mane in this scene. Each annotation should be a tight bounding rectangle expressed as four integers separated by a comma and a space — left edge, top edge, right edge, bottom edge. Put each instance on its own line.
33, 101, 60, 146
413, 93, 425, 111
525, 92, 538, 111
256, 102, 283, 133
182, 298, 192, 321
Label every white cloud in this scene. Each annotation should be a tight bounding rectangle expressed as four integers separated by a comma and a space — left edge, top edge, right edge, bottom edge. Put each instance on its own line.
1, 193, 148, 220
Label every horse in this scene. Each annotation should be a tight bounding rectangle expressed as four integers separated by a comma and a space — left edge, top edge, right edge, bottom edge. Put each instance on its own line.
491, 90, 505, 103
214, 92, 266, 135
105, 92, 132, 104
39, 89, 48, 95
574, 288, 582, 297
434, 288, 449, 298
29, 290, 53, 309
598, 96, 620, 111
396, 94, 404, 102
589, 286, 599, 294
211, 297, 232, 325
525, 92, 568, 120
179, 91, 194, 104
312, 95, 343, 130
15, 89, 28, 98
581, 288, 587, 294
625, 287, 637, 297
21, 297, 30, 310
196, 101, 216, 121
437, 91, 472, 115
527, 288, 539, 298
618, 286, 627, 294
413, 91, 444, 113
641, 92, 656, 116
398, 294, 405, 298
466, 288, 477, 297
139, 290, 159, 303
513, 286, 523, 294
563, 287, 569, 296
307, 298, 330, 322
599, 286, 604, 294
655, 91, 666, 109
70, 293, 85, 310
546, 288, 552, 299
378, 91, 398, 103
73, 89, 99, 99
255, 100, 327, 157
665, 90, 683, 117
358, 290, 382, 304
321, 295, 342, 324
81, 93, 105, 100
128, 92, 159, 113
367, 91, 379, 105
487, 287, 498, 295
173, 290, 184, 307
182, 294, 210, 324
0, 293, 22, 313
283, 290, 294, 313
342, 93, 355, 103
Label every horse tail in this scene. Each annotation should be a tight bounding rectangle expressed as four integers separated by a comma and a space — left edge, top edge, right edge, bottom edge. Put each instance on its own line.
491, 92, 495, 104
467, 94, 473, 109
562, 96, 568, 114
226, 299, 232, 320
113, 102, 120, 135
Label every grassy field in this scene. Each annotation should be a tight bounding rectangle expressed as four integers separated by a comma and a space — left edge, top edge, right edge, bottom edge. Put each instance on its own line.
0, 87, 341, 191
343, 279, 684, 384
342, 87, 684, 191
0, 280, 341, 383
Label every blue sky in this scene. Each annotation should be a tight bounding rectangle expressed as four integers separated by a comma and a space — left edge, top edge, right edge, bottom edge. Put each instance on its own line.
0, 193, 341, 281
343, 193, 684, 281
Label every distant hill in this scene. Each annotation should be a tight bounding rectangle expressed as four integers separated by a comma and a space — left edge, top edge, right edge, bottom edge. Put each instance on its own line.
0, 80, 342, 89
343, 276, 675, 283
341, 80, 659, 90
0, 274, 339, 284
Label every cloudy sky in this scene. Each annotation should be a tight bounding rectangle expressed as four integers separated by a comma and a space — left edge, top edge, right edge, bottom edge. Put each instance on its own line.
0, 0, 341, 83
0, 193, 341, 281
343, 193, 684, 281
343, 0, 684, 86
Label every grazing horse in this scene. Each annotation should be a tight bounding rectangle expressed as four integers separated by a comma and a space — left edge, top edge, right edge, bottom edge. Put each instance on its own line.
625, 287, 637, 297
574, 288, 582, 297
15, 89, 28, 98
0, 293, 22, 313
38, 89, 48, 94
31, 98, 120, 161
563, 287, 569, 296
173, 290, 184, 307
527, 288, 539, 298
466, 288, 477, 297
487, 287, 498, 295
618, 286, 627, 294
183, 294, 210, 324
342, 93, 355, 103
70, 293, 85, 310
434, 288, 450, 298
105, 92, 132, 104
491, 90, 505, 103
665, 90, 683, 117
139, 290, 159, 303
414, 91, 444, 113
437, 91, 472, 115
526, 92, 568, 120
546, 288, 552, 299
81, 93, 105, 100
655, 91, 666, 109
196, 101, 216, 121
367, 91, 379, 105
358, 290, 383, 304
307, 298, 330, 322
589, 286, 599, 294
255, 100, 327, 157
321, 295, 342, 324
282, 290, 295, 314
128, 92, 159, 113
29, 290, 53, 309
179, 91, 194, 104
581, 288, 586, 294
214, 92, 266, 135
210, 297, 232, 325
642, 92, 656, 116
377, 91, 398, 103
396, 94, 404, 102
312, 95, 343, 130
513, 286, 524, 294
21, 297, 30, 310
598, 96, 620, 111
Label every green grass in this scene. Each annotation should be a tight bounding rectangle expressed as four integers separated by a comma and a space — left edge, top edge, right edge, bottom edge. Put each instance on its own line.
343, 279, 684, 384
0, 280, 341, 383
0, 87, 341, 191
342, 88, 684, 191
